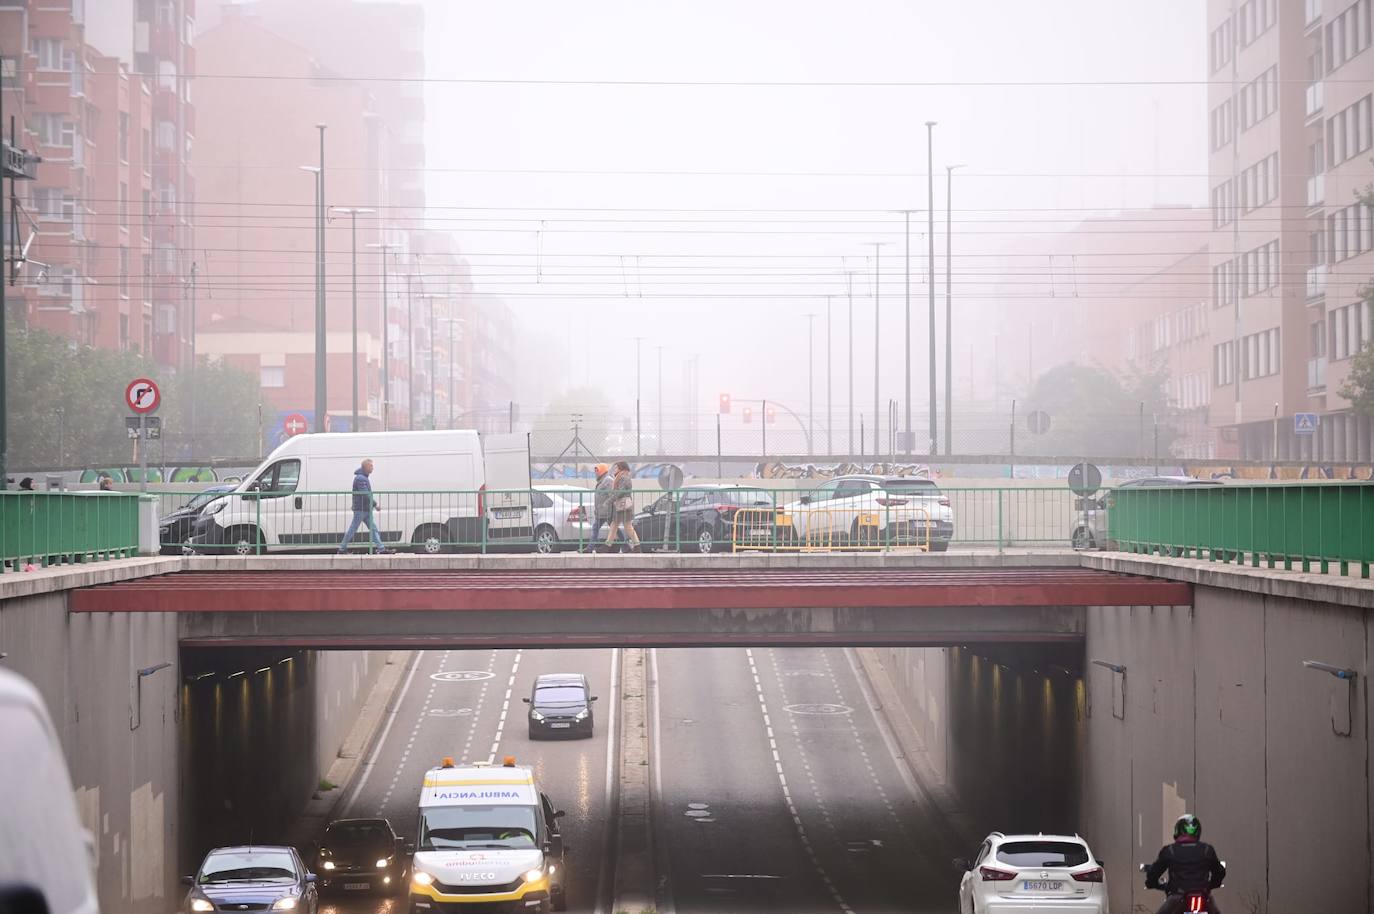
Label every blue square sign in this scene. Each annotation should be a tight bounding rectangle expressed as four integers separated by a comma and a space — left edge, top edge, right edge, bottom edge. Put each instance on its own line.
1294, 412, 1320, 435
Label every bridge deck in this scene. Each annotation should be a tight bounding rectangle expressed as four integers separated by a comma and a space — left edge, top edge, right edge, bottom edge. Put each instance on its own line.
70, 567, 1190, 613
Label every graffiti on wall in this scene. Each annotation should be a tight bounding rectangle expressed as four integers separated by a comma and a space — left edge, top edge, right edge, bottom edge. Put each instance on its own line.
1188, 464, 1374, 481
754, 461, 935, 480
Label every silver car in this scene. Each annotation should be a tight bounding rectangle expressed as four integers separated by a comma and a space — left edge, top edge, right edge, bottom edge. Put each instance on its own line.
532, 486, 595, 553
1071, 476, 1223, 549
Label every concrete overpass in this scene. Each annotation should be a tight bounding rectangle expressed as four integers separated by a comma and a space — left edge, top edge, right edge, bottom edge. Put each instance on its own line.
67, 554, 1190, 648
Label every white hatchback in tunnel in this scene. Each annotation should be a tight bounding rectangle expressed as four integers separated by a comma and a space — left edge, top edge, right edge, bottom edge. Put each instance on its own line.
956, 832, 1107, 913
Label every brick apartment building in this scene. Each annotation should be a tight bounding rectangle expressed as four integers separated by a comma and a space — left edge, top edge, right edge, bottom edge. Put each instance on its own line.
0, 0, 195, 366
1208, 0, 1374, 461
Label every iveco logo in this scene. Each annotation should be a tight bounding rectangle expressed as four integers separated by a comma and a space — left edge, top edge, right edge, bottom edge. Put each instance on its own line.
466, 873, 497, 881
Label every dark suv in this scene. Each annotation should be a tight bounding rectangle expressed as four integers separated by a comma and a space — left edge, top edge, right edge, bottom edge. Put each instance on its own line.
633, 484, 779, 553
524, 673, 597, 739
313, 817, 407, 895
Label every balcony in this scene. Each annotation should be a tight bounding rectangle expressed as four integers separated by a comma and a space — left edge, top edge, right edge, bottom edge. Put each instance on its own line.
1307, 173, 1326, 208
1306, 264, 1328, 300
1306, 81, 1324, 120
1308, 356, 1328, 391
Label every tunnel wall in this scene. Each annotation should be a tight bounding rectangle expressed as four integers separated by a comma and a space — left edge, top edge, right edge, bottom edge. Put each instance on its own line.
1082, 588, 1371, 914
0, 594, 181, 914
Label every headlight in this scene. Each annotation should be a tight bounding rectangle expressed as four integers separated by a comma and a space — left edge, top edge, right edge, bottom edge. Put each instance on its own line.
190, 900, 214, 912
412, 871, 435, 887
375, 858, 389, 869
206, 500, 226, 515
271, 898, 298, 911
530, 710, 545, 721
321, 861, 335, 871
522, 868, 544, 884
575, 709, 589, 720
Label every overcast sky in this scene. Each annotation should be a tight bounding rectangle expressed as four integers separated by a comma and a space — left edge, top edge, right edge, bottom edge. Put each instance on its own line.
422, 0, 1207, 434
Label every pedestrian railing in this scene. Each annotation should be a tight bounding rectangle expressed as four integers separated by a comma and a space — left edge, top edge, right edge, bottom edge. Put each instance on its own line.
173, 484, 1080, 556
0, 492, 141, 571
1107, 481, 1374, 578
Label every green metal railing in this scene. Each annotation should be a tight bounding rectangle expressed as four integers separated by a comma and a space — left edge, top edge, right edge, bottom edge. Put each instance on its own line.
0, 492, 141, 571
174, 484, 1078, 556
1108, 482, 1374, 577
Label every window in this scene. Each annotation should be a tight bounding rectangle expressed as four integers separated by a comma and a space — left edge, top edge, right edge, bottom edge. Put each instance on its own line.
141, 128, 151, 167
30, 38, 64, 71
1330, 301, 1374, 358
1328, 202, 1374, 262
260, 366, 286, 388
1240, 153, 1279, 213
156, 303, 176, 334
1327, 95, 1373, 166
141, 189, 151, 239
142, 253, 151, 302
1211, 179, 1235, 228
32, 114, 73, 148
1312, 320, 1328, 358
32, 187, 75, 222
1239, 327, 1281, 379
156, 120, 176, 150
680, 490, 709, 507
996, 842, 1091, 869
1212, 259, 1238, 308
119, 246, 129, 297
253, 459, 301, 496
1214, 341, 1236, 386
119, 314, 129, 351
1210, 99, 1234, 151
118, 112, 129, 162
833, 480, 872, 499
118, 182, 128, 228
530, 491, 553, 509
1327, 0, 1372, 72
1241, 239, 1279, 297
1210, 19, 1234, 73
1240, 66, 1279, 132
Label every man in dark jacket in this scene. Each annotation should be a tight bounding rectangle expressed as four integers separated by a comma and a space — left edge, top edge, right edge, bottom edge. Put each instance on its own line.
1145, 814, 1226, 913
338, 459, 391, 554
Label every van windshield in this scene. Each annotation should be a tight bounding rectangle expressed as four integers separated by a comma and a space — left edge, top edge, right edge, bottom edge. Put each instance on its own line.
418, 805, 539, 850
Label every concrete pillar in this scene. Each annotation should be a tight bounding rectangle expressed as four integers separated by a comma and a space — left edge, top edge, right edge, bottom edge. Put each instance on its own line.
1334, 413, 1348, 462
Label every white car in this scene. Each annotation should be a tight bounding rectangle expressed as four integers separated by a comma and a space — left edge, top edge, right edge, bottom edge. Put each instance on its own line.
956, 832, 1107, 913
531, 486, 594, 553
779, 475, 954, 550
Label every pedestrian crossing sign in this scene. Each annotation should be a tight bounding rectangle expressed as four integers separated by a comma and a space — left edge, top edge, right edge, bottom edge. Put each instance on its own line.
1294, 412, 1319, 435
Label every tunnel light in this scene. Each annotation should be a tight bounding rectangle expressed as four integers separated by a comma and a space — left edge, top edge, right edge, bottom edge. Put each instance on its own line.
227, 670, 246, 679
255, 667, 271, 675
277, 656, 293, 666
1303, 660, 1358, 680
187, 672, 214, 682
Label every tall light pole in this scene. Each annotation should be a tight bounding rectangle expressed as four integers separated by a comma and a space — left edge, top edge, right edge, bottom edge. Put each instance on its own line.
405, 267, 416, 430
634, 336, 645, 454
903, 208, 914, 454
825, 295, 833, 455
333, 207, 374, 431
416, 291, 445, 429
656, 345, 665, 456
925, 120, 938, 455
945, 164, 966, 455
865, 242, 891, 457
804, 313, 816, 452
846, 270, 856, 455
367, 242, 400, 430
299, 156, 325, 432
441, 316, 465, 428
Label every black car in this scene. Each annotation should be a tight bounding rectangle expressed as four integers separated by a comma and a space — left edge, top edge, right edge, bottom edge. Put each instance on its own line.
313, 817, 407, 895
160, 485, 235, 555
181, 846, 318, 914
524, 673, 597, 739
633, 484, 780, 553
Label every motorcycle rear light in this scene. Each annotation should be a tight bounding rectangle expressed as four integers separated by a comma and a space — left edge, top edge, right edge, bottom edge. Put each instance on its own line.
1071, 867, 1103, 883
1185, 895, 1206, 913
979, 866, 1015, 881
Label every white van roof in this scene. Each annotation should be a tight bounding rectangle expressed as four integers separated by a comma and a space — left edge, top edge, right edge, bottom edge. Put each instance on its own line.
264, 429, 481, 463
419, 761, 538, 808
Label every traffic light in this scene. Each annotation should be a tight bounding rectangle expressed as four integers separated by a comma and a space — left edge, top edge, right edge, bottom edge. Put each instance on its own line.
719, 393, 731, 415
766, 406, 777, 424
742, 406, 753, 424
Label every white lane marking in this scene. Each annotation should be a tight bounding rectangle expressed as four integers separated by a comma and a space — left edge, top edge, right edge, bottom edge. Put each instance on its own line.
485, 649, 522, 763
341, 650, 424, 815
594, 648, 621, 914
842, 646, 927, 806
745, 647, 852, 914
648, 648, 676, 914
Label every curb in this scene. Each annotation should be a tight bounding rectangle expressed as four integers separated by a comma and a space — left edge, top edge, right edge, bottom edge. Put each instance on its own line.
611, 647, 656, 913
286, 650, 416, 851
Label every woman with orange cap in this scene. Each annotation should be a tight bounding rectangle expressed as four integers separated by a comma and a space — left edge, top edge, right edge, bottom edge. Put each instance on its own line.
590, 463, 614, 547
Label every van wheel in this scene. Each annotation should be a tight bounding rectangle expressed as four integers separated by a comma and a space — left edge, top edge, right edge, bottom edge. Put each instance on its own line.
412, 524, 448, 555
1071, 527, 1094, 550
695, 526, 717, 554
225, 526, 263, 556
534, 525, 559, 554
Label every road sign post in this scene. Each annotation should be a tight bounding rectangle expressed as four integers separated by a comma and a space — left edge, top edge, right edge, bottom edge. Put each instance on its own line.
1294, 412, 1319, 436
125, 378, 161, 492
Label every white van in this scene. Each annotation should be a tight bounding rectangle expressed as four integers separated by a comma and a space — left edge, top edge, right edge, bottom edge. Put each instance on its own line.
408, 757, 566, 913
197, 430, 532, 554
0, 668, 99, 914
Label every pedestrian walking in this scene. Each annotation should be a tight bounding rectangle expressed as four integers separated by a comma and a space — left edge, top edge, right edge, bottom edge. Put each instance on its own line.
338, 459, 393, 554
590, 464, 613, 546
603, 461, 641, 552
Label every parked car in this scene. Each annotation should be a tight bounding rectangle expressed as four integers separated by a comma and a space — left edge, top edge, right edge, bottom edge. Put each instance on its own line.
779, 475, 954, 550
955, 832, 1106, 914
160, 485, 236, 555
1070, 476, 1223, 550
633, 484, 780, 553
181, 846, 318, 914
524, 672, 597, 739
313, 818, 407, 895
531, 486, 594, 553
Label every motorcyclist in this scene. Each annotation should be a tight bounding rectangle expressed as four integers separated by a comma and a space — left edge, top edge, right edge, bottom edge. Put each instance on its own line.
1144, 813, 1226, 913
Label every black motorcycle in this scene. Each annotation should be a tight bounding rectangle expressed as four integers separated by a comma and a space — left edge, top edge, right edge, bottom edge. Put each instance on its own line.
1138, 862, 1224, 913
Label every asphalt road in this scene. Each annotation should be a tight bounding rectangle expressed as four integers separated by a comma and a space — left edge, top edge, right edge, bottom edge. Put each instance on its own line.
316, 648, 619, 914
651, 647, 964, 914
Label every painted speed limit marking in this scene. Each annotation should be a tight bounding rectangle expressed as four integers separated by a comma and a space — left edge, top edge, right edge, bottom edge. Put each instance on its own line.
430, 670, 495, 682
784, 703, 853, 716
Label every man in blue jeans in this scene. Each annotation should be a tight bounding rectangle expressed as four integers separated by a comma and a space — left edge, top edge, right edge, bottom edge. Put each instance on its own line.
338, 459, 392, 554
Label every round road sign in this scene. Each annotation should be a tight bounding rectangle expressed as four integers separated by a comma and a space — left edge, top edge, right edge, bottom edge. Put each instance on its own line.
1026, 410, 1052, 435
125, 377, 161, 414
1068, 462, 1103, 496
283, 413, 309, 437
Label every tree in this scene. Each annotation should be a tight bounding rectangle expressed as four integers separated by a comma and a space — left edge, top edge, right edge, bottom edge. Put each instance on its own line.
1337, 296, 1374, 415
5, 323, 264, 470
1023, 361, 1182, 459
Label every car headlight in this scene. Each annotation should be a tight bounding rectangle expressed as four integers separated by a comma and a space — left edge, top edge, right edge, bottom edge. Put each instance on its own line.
412, 871, 435, 887
530, 710, 545, 721
522, 868, 544, 884
321, 861, 335, 871
206, 500, 226, 515
375, 858, 390, 869
190, 899, 214, 912
575, 709, 589, 720
271, 898, 298, 911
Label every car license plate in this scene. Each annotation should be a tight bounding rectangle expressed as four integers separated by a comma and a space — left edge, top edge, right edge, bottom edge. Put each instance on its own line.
344, 882, 370, 891
493, 507, 524, 519
1023, 880, 1062, 891
550, 722, 571, 728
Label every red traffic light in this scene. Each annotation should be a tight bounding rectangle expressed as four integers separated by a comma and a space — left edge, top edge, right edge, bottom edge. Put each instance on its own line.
742, 406, 753, 424
719, 393, 731, 415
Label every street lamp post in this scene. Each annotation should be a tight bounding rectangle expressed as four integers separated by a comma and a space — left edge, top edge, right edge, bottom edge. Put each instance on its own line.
846, 270, 856, 455
945, 164, 965, 455
405, 268, 416, 430
366, 242, 400, 431
826, 295, 833, 455
656, 345, 665, 456
634, 336, 644, 454
441, 316, 466, 428
299, 152, 325, 432
333, 207, 374, 432
925, 120, 938, 455
903, 209, 912, 454
865, 243, 891, 457
804, 313, 816, 452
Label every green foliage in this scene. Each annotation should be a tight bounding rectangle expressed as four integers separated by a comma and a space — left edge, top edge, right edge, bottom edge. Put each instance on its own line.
1023, 362, 1182, 458
5, 324, 264, 469
1337, 337, 1374, 416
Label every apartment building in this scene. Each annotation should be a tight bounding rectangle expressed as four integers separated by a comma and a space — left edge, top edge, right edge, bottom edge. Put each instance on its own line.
1208, 0, 1374, 461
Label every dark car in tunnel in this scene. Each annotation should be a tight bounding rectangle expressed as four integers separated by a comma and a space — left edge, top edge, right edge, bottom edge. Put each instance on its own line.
313, 818, 407, 895
180, 846, 317, 914
524, 672, 597, 739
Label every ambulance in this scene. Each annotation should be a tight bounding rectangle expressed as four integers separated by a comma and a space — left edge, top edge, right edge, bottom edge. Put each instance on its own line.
409, 757, 567, 914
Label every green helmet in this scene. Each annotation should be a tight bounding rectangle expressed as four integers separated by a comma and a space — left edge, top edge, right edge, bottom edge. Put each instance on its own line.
1174, 814, 1202, 840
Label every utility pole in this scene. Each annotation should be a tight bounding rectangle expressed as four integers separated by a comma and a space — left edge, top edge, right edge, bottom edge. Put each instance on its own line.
804, 312, 816, 452
334, 207, 373, 431
367, 242, 400, 431
866, 243, 891, 459
945, 164, 964, 456
656, 345, 664, 456
405, 270, 415, 430
634, 336, 644, 454
925, 120, 938, 456
187, 261, 197, 456
903, 209, 913, 454
846, 270, 855, 456
826, 295, 833, 455
315, 124, 327, 431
